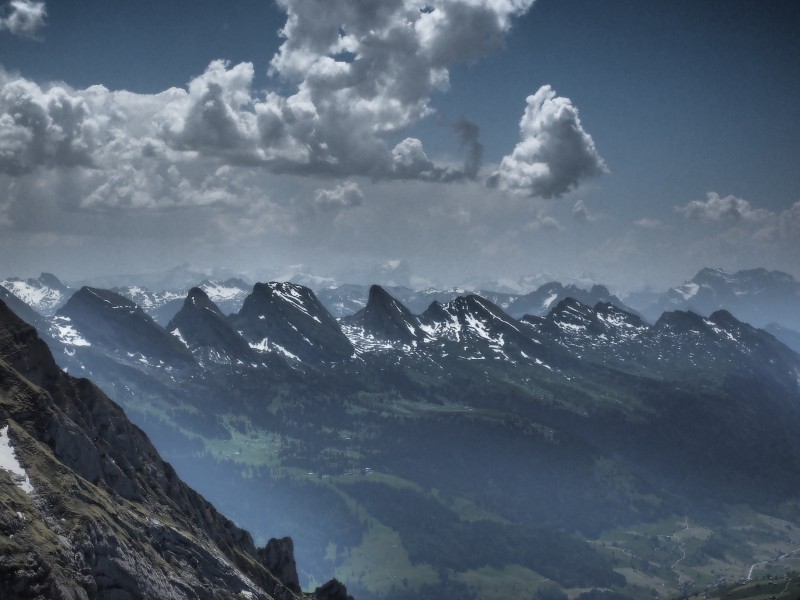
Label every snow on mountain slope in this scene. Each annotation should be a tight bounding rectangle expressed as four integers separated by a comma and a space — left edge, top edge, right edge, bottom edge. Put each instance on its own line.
232, 282, 354, 363
0, 273, 71, 316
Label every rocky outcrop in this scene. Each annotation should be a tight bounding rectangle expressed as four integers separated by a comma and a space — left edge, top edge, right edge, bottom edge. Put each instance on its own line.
314, 579, 355, 600
258, 537, 301, 593
0, 298, 355, 599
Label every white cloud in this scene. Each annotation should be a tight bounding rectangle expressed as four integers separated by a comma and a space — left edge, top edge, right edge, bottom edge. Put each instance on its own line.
0, 0, 46, 38
0, 0, 541, 198
674, 192, 800, 256
313, 180, 364, 211
524, 214, 563, 232
261, 0, 535, 178
633, 217, 663, 229
572, 199, 594, 222
674, 192, 772, 223
0, 71, 99, 174
162, 60, 261, 163
777, 201, 800, 241
392, 137, 437, 178
487, 85, 607, 198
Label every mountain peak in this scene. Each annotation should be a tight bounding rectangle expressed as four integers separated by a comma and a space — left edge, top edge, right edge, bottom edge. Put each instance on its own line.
167, 289, 251, 363
59, 286, 195, 367
654, 309, 708, 332
186, 286, 222, 313
0, 273, 73, 316
344, 285, 422, 344
38, 272, 69, 291
234, 282, 354, 362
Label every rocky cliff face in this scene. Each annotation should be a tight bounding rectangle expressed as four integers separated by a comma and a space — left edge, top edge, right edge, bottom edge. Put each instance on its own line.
0, 298, 352, 600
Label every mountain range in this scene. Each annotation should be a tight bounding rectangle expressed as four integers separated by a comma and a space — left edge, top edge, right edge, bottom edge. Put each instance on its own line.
6, 266, 799, 334
2, 266, 799, 599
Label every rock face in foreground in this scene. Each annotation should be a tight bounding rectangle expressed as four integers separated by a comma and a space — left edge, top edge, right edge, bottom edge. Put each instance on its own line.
0, 298, 353, 600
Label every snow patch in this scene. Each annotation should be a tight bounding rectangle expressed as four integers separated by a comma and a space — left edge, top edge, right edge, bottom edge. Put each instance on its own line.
201, 281, 246, 301
170, 328, 189, 348
270, 284, 322, 322
49, 317, 91, 347
557, 321, 586, 333
542, 293, 559, 310
463, 312, 493, 341
249, 338, 302, 361
0, 425, 34, 494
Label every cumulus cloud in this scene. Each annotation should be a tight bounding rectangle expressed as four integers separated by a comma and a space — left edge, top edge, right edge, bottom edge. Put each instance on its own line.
163, 60, 261, 163
488, 85, 607, 198
0, 0, 552, 243
392, 137, 437, 179
260, 0, 534, 178
0, 71, 99, 174
292, 180, 364, 218
674, 192, 772, 223
0, 0, 46, 38
0, 0, 540, 191
313, 180, 364, 210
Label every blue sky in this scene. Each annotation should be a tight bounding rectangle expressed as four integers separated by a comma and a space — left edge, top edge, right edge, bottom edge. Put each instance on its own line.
1, 0, 798, 292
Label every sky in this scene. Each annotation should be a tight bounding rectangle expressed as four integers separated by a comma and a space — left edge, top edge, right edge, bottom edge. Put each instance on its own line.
0, 0, 798, 293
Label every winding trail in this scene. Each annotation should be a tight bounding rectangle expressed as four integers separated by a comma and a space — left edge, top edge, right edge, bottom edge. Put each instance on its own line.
669, 518, 689, 571
745, 544, 800, 581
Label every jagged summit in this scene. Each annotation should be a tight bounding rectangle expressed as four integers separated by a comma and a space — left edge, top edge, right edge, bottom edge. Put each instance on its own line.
653, 309, 709, 333
232, 282, 354, 362
37, 272, 68, 291
345, 285, 424, 344
543, 297, 649, 339
58, 286, 194, 368
418, 293, 557, 364
186, 286, 223, 312
546, 297, 606, 335
505, 282, 636, 319
198, 278, 251, 315
167, 288, 253, 364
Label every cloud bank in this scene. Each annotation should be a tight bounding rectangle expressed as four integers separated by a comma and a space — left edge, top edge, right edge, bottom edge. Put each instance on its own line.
674, 192, 772, 224
675, 192, 800, 243
0, 0, 575, 224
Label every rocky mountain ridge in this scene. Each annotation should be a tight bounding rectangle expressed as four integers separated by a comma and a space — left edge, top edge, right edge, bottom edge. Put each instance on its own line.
0, 297, 355, 599
3, 271, 800, 599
